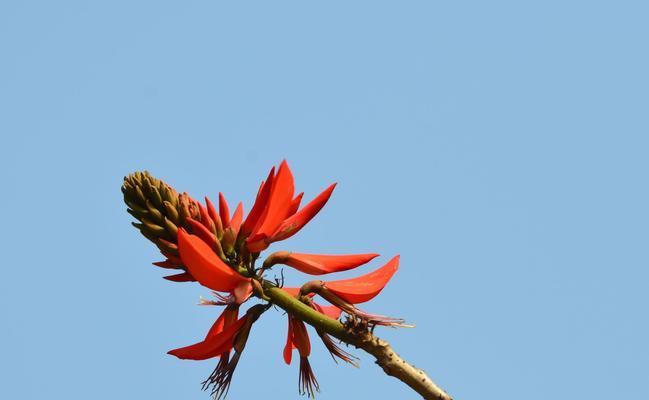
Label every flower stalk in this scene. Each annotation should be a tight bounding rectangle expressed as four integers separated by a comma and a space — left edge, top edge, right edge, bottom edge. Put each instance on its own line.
262, 284, 452, 400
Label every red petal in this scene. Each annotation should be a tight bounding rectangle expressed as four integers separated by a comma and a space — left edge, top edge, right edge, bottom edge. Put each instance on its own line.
167, 315, 248, 360
270, 183, 336, 243
205, 307, 239, 339
219, 192, 231, 229
247, 161, 295, 251
230, 202, 244, 234
240, 167, 275, 239
197, 202, 216, 234
292, 318, 311, 357
324, 255, 400, 304
153, 260, 183, 269
186, 218, 220, 252
281, 252, 379, 275
283, 316, 294, 365
177, 229, 246, 292
163, 272, 196, 282
205, 311, 226, 339
287, 192, 304, 217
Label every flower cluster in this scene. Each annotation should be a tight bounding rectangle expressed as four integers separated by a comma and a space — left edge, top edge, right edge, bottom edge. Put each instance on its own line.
122, 161, 404, 398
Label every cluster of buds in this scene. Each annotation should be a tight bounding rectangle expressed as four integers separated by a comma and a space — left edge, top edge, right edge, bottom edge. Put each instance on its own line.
123, 161, 407, 399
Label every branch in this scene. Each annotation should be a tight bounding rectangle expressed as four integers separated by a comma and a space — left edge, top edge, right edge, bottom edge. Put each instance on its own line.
263, 284, 453, 400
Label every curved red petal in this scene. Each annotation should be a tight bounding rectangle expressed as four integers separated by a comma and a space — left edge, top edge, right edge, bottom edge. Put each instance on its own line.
153, 260, 183, 269
168, 315, 248, 360
240, 167, 275, 238
205, 307, 239, 339
204, 311, 227, 339
163, 272, 196, 282
271, 183, 336, 243
291, 318, 311, 357
186, 217, 219, 251
283, 316, 294, 365
324, 255, 400, 304
177, 229, 246, 292
197, 202, 216, 233
251, 160, 295, 243
282, 253, 379, 275
287, 192, 304, 217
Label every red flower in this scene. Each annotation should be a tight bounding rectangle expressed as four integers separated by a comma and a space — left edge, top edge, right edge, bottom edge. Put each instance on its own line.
128, 161, 406, 398
244, 161, 337, 252
324, 255, 400, 304
292, 256, 406, 328
177, 228, 252, 303
263, 252, 379, 275
283, 315, 319, 397
168, 309, 247, 361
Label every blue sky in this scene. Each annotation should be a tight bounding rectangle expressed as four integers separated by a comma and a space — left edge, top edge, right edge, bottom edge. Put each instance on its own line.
1, 1, 647, 399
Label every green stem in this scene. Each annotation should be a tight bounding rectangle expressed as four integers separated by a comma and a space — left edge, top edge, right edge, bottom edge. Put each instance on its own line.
262, 283, 453, 400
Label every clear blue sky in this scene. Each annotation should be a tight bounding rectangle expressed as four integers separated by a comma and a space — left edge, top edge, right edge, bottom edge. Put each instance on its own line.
1, 2, 647, 399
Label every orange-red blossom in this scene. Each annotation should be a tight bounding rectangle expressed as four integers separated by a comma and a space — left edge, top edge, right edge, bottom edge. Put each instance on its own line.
138, 160, 404, 399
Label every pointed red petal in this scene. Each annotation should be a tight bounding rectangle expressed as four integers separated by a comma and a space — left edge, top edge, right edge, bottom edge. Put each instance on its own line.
163, 272, 196, 282
186, 217, 220, 251
219, 192, 231, 228
292, 318, 311, 357
205, 307, 239, 339
287, 192, 304, 217
205, 310, 227, 339
283, 316, 294, 365
177, 229, 246, 292
153, 260, 183, 269
247, 161, 295, 250
271, 183, 336, 243
280, 252, 379, 275
240, 167, 275, 239
324, 255, 400, 304
167, 315, 248, 360
197, 202, 216, 234
230, 202, 244, 234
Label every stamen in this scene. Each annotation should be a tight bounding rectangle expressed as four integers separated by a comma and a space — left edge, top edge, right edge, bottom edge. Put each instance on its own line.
201, 352, 230, 396
317, 331, 359, 367
205, 352, 241, 400
350, 309, 413, 328
198, 291, 235, 306
298, 356, 320, 398
198, 296, 219, 306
